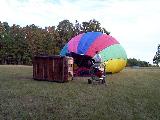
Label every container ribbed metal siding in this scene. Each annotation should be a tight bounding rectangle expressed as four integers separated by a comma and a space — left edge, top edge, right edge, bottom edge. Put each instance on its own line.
33, 56, 73, 82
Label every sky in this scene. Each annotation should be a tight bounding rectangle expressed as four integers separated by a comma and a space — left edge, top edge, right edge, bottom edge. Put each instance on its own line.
0, 0, 160, 64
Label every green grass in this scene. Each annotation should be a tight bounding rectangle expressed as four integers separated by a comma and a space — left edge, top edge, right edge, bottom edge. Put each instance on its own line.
0, 65, 160, 120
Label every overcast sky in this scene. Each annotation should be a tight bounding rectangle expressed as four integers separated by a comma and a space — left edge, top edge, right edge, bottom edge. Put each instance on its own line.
0, 0, 160, 64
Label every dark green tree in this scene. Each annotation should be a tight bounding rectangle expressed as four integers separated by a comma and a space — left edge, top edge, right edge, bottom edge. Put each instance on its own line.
81, 19, 110, 35
153, 44, 160, 66
10, 24, 31, 64
0, 22, 14, 64
56, 20, 75, 49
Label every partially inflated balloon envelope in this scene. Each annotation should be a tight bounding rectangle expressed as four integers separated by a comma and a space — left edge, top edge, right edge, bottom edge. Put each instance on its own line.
60, 32, 127, 73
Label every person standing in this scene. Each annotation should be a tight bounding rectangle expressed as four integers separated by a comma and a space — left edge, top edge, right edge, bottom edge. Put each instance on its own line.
93, 51, 102, 63
92, 51, 102, 69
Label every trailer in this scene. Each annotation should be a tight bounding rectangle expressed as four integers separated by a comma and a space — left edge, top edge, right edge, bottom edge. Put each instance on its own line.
33, 56, 73, 82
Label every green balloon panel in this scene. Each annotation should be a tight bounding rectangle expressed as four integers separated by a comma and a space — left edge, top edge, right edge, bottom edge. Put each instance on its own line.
100, 44, 127, 62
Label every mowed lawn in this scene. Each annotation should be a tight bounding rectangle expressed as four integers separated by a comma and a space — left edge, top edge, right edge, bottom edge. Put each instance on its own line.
0, 65, 160, 120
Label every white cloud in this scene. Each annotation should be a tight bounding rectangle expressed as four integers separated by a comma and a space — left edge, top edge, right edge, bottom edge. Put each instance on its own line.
0, 0, 159, 64
87, 0, 160, 64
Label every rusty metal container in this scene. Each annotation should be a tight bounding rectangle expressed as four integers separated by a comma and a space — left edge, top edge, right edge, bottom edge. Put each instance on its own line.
33, 56, 73, 82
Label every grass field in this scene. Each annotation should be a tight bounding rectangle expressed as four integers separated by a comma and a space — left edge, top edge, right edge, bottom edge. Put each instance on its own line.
0, 65, 160, 120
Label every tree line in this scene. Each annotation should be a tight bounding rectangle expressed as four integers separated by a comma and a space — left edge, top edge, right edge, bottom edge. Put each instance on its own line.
0, 19, 152, 67
0, 19, 109, 65
127, 58, 152, 67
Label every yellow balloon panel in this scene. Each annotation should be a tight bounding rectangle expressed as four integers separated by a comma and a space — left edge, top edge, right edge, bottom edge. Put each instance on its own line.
104, 59, 127, 73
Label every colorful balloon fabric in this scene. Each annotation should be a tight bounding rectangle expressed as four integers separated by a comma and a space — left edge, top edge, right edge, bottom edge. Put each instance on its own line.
60, 32, 127, 73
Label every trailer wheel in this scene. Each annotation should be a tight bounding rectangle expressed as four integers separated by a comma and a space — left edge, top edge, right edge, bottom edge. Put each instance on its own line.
88, 79, 92, 84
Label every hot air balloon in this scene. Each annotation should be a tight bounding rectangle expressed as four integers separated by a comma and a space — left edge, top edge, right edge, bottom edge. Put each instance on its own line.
60, 32, 127, 73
